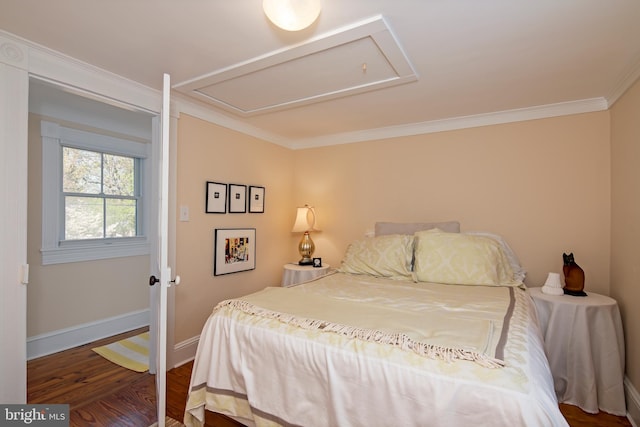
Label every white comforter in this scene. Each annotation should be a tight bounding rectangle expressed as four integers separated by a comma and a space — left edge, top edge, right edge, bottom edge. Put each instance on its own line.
184, 273, 568, 427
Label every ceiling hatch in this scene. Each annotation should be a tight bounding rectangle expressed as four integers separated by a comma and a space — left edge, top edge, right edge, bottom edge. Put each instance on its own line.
173, 15, 418, 117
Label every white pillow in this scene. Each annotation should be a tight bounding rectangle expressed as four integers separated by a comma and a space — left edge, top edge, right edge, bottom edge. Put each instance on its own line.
338, 234, 414, 279
413, 229, 520, 286
465, 231, 526, 282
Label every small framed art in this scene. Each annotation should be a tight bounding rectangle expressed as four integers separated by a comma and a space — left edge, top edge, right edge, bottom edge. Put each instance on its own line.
205, 181, 227, 213
214, 228, 256, 275
228, 184, 247, 213
248, 186, 265, 213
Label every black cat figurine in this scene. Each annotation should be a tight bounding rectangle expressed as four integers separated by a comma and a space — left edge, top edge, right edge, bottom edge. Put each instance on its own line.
563, 253, 587, 296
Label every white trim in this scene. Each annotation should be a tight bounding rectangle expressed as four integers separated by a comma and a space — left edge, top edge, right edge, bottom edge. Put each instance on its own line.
40, 120, 150, 157
0, 36, 29, 404
626, 376, 640, 427
40, 120, 151, 265
174, 16, 417, 117
172, 92, 294, 147
173, 92, 611, 151
4, 27, 640, 154
606, 51, 640, 108
42, 239, 150, 265
171, 335, 200, 369
11, 32, 162, 115
26, 309, 150, 360
290, 97, 610, 149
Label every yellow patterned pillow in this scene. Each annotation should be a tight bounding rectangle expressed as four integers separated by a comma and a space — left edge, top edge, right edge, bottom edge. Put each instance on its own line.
338, 234, 414, 279
414, 229, 519, 286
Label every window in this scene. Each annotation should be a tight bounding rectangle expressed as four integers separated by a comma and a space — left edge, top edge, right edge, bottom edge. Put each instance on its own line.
41, 121, 151, 264
62, 147, 139, 240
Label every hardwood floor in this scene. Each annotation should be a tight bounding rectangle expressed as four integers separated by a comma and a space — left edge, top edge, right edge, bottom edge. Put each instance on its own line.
28, 328, 632, 426
27, 328, 240, 427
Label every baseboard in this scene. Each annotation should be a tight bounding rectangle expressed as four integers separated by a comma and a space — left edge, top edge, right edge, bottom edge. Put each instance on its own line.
627, 376, 640, 427
172, 335, 200, 368
27, 309, 150, 360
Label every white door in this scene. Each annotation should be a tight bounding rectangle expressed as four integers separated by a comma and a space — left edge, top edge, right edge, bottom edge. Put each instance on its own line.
149, 73, 175, 427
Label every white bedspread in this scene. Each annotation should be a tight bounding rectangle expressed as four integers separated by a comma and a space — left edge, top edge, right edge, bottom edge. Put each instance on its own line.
184, 273, 568, 427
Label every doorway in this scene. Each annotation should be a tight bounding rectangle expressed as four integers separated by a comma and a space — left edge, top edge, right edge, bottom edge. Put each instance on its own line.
26, 79, 157, 393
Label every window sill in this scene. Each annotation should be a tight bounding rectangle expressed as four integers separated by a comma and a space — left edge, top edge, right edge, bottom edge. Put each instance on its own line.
41, 238, 150, 265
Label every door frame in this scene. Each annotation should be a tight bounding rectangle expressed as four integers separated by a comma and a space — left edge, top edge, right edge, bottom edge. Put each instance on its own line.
0, 30, 175, 404
0, 35, 29, 404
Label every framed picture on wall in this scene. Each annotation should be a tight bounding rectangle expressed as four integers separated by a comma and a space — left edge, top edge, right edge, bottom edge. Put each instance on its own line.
214, 228, 256, 275
205, 181, 227, 213
228, 184, 247, 213
248, 186, 265, 213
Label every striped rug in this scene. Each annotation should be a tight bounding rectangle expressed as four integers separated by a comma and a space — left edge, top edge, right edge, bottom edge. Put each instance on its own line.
92, 332, 149, 372
149, 416, 185, 427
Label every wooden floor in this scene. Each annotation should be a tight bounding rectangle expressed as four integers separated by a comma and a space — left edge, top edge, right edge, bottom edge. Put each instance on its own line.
28, 328, 632, 427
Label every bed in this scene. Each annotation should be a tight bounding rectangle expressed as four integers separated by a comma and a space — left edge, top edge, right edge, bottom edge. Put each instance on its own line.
184, 223, 568, 427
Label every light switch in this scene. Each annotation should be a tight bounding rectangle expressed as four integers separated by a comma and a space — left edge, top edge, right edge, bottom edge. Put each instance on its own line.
180, 205, 189, 221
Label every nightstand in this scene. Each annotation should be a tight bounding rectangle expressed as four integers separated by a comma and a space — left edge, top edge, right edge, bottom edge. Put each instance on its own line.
528, 287, 626, 416
281, 263, 330, 287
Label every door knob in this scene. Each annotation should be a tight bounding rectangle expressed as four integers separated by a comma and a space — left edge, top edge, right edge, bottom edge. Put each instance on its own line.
149, 275, 180, 286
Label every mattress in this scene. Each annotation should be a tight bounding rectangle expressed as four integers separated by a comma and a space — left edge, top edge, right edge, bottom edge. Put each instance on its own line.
184, 272, 568, 427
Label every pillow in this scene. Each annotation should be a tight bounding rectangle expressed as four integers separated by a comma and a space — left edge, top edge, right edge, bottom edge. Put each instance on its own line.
338, 234, 414, 279
465, 231, 526, 282
413, 229, 520, 286
375, 221, 460, 236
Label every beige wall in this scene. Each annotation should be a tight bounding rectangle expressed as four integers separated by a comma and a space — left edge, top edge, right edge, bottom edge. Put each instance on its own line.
174, 114, 294, 343
173, 111, 613, 342
26, 114, 149, 337
294, 112, 611, 293
611, 77, 640, 393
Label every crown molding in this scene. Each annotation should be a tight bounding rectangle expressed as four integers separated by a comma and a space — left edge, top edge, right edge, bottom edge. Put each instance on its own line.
172, 92, 297, 148
290, 98, 609, 149
1, 29, 631, 151
606, 52, 640, 107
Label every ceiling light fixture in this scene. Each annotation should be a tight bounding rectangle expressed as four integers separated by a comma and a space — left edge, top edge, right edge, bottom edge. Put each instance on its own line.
263, 0, 321, 31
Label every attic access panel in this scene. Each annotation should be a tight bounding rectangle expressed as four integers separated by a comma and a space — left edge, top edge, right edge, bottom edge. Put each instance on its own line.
173, 16, 417, 116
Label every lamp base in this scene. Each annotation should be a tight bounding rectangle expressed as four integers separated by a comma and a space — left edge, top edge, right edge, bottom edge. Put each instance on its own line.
297, 231, 315, 266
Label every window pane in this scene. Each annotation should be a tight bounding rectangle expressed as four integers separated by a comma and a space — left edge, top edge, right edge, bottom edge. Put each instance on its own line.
65, 196, 104, 239
106, 198, 137, 237
104, 154, 134, 196
63, 147, 101, 194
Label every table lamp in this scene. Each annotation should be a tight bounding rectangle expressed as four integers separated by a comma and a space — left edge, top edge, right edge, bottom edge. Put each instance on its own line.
541, 272, 564, 295
291, 204, 319, 265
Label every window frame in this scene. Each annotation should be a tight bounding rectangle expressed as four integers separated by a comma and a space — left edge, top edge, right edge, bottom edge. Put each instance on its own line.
41, 121, 151, 265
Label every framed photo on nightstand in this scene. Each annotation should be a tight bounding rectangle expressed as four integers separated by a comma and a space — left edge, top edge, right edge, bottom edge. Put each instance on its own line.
312, 257, 322, 268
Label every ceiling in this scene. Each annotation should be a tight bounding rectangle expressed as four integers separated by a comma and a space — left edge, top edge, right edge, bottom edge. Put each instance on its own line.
2, 0, 640, 148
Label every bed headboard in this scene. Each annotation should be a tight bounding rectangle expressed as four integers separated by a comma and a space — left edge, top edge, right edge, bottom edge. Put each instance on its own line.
374, 221, 460, 236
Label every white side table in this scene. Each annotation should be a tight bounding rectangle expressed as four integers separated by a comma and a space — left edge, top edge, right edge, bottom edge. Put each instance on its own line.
528, 287, 626, 415
281, 263, 330, 287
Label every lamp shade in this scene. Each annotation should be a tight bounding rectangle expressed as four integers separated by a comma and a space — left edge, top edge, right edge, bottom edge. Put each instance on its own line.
541, 272, 564, 295
291, 205, 319, 233
263, 0, 321, 31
